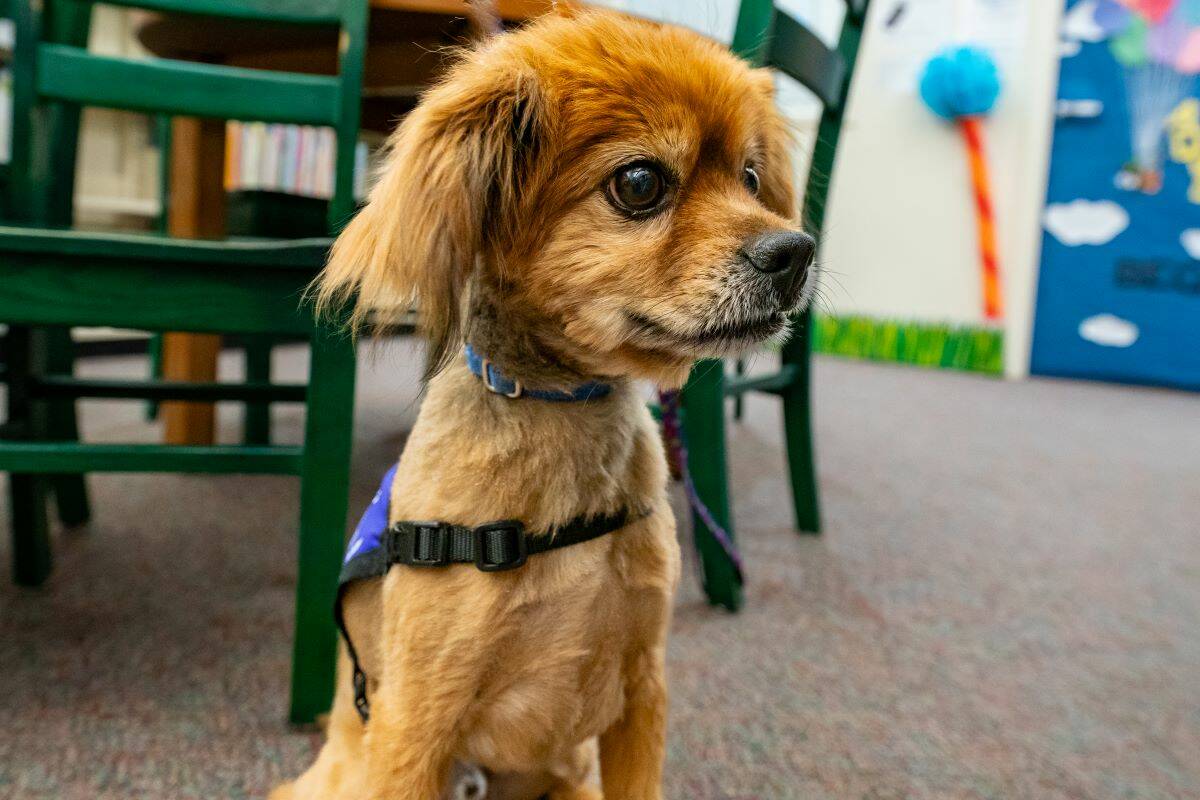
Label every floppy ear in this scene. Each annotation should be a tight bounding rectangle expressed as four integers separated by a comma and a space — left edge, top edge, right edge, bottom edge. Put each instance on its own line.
315, 55, 544, 379
752, 68, 798, 223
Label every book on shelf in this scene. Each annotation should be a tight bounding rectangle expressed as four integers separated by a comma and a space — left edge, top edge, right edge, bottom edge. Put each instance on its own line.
224, 121, 375, 201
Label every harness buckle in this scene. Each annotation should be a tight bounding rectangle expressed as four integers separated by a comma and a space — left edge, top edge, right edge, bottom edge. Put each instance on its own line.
405, 522, 450, 567
474, 521, 527, 572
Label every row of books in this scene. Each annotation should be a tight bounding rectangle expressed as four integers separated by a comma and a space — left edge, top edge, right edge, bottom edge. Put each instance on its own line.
224, 121, 372, 201
0, 70, 12, 165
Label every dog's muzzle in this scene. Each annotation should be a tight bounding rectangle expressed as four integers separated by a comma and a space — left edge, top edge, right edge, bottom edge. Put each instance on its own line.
739, 230, 816, 304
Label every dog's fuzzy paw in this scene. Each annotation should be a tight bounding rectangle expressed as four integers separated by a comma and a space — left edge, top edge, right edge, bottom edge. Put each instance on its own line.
445, 763, 488, 800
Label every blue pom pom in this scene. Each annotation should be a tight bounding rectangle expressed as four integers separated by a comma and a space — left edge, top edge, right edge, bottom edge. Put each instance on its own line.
919, 46, 1002, 120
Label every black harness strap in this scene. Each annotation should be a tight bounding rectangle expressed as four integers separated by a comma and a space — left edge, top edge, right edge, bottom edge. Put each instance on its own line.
335, 508, 641, 722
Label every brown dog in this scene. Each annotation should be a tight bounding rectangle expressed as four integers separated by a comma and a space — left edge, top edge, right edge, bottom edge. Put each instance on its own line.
272, 9, 813, 799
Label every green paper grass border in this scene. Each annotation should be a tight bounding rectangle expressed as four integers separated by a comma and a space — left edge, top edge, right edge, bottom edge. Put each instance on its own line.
812, 314, 1004, 375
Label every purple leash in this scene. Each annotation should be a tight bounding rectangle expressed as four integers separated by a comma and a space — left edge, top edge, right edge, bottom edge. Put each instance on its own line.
658, 389, 745, 586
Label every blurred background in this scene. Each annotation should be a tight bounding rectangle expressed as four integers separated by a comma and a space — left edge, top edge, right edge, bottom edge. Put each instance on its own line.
1, 1, 1197, 798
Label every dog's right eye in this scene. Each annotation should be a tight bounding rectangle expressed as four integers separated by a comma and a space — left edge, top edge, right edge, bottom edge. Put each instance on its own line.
607, 162, 669, 216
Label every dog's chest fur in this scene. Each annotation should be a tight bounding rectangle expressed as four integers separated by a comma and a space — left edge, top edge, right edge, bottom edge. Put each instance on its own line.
351, 360, 679, 774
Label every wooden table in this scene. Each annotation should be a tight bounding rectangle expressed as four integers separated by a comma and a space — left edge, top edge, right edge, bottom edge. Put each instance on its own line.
139, 0, 559, 444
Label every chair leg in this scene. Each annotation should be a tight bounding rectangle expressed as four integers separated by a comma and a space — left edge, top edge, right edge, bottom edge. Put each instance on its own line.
5, 327, 53, 586
780, 312, 821, 534
243, 336, 272, 446
290, 325, 356, 724
10, 474, 52, 586
732, 358, 746, 421
45, 328, 90, 528
145, 333, 163, 422
680, 359, 742, 612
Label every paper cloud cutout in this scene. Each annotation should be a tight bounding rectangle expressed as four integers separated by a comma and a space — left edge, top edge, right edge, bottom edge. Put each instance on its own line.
1079, 313, 1139, 348
1060, 39, 1082, 58
1044, 200, 1130, 245
1056, 98, 1104, 118
1113, 170, 1141, 191
1064, 0, 1105, 42
1182, 229, 1200, 260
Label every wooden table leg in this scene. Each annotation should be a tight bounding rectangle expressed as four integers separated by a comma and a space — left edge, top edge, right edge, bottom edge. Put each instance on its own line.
162, 117, 226, 445
161, 332, 222, 444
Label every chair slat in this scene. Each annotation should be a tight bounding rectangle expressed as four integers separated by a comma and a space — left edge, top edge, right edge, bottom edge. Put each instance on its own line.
0, 442, 304, 474
36, 44, 342, 126
0, 224, 332, 266
90, 0, 345, 26
765, 11, 847, 111
0, 256, 317, 334
724, 365, 798, 396
30, 377, 309, 403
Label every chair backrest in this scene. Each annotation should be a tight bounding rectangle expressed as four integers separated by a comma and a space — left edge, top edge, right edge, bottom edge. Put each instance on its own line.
2, 0, 88, 223
730, 0, 869, 236
9, 0, 368, 233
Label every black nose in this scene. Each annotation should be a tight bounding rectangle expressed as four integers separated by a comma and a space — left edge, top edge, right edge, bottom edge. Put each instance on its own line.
741, 231, 816, 298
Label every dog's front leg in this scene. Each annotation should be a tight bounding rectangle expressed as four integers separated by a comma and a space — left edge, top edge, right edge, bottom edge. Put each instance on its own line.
364, 689, 458, 800
363, 573, 495, 800
598, 647, 668, 800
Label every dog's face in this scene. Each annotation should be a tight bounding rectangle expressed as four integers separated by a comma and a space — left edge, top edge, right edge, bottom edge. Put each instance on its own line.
321, 10, 813, 385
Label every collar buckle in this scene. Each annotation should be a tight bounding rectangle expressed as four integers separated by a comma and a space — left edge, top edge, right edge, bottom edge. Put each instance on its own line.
480, 358, 523, 399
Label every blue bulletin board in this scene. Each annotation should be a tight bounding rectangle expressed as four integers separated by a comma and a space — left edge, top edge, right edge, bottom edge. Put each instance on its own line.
1032, 0, 1200, 391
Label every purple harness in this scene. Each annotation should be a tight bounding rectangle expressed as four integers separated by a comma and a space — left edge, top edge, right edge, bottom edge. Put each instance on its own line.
342, 464, 397, 568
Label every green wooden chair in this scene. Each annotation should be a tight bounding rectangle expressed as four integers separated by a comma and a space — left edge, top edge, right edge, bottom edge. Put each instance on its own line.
0, 0, 369, 724
680, 0, 869, 611
0, 0, 93, 532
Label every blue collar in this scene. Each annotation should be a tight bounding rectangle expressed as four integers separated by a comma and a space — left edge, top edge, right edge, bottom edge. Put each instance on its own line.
464, 344, 612, 402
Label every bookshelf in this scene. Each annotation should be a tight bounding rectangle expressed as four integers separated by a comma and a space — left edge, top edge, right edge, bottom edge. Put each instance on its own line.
224, 121, 378, 201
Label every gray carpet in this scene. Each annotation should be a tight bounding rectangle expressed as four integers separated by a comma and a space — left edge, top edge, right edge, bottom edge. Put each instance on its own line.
2, 346, 1199, 800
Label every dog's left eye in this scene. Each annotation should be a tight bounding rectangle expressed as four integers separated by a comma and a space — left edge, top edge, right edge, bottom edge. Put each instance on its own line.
743, 166, 761, 197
